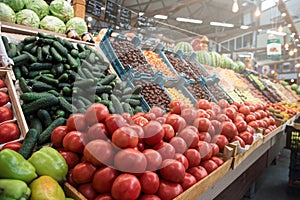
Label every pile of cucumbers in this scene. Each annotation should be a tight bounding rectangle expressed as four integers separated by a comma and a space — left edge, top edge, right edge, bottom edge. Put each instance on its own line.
2, 33, 145, 148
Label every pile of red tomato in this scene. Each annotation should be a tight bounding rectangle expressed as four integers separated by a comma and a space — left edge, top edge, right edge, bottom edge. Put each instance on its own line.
0, 78, 21, 146
51, 98, 277, 200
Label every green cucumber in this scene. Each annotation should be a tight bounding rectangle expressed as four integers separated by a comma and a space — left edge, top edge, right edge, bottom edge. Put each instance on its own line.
7, 43, 17, 58
20, 92, 55, 102
123, 87, 132, 95
82, 68, 95, 79
12, 54, 30, 66
1, 35, 10, 51
58, 96, 77, 113
101, 93, 109, 101
37, 32, 55, 39
22, 95, 59, 115
96, 85, 112, 94
132, 85, 143, 94
30, 45, 37, 55
13, 66, 22, 80
126, 99, 141, 106
38, 117, 66, 145
23, 42, 37, 52
19, 77, 32, 93
94, 95, 101, 103
71, 49, 79, 57
38, 75, 59, 87
62, 86, 72, 96
134, 106, 144, 114
123, 102, 133, 115
28, 70, 51, 78
53, 41, 68, 57
73, 78, 95, 88
37, 109, 53, 128
42, 45, 50, 56
22, 51, 37, 63
37, 47, 43, 62
63, 39, 74, 50
29, 117, 43, 134
99, 74, 117, 85
18, 128, 38, 159
77, 43, 85, 52
67, 54, 79, 68
50, 47, 63, 62
88, 53, 96, 63
32, 81, 56, 92
58, 73, 68, 82
20, 65, 29, 77
24, 36, 37, 44
100, 100, 110, 106
110, 94, 124, 114
48, 90, 61, 97
81, 60, 94, 71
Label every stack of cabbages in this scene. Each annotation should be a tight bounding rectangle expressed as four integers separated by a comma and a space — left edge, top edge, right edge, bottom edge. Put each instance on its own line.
0, 0, 88, 36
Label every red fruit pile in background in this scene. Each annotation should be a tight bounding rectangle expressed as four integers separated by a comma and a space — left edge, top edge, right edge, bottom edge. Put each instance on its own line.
52, 98, 277, 200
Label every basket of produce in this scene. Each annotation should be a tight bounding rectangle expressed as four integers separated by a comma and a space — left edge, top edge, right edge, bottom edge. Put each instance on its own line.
286, 117, 300, 151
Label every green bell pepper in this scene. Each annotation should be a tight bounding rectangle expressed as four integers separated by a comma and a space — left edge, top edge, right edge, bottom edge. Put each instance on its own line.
28, 147, 68, 183
0, 149, 37, 184
0, 179, 31, 200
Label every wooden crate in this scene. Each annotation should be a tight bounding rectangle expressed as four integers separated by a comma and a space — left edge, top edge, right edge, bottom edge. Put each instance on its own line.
0, 70, 28, 148
174, 158, 233, 200
231, 137, 263, 169
64, 182, 87, 200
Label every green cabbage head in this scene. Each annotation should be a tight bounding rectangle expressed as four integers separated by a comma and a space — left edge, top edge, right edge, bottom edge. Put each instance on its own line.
16, 9, 40, 28
50, 0, 74, 23
0, 0, 24, 12
26, 0, 49, 19
40, 16, 66, 34
66, 17, 88, 36
23, 0, 34, 7
0, 3, 16, 23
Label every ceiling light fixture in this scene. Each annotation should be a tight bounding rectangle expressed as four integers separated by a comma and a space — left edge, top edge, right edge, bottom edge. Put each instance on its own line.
154, 15, 168, 19
267, 30, 287, 36
240, 25, 249, 29
255, 7, 261, 17
176, 17, 203, 24
138, 12, 144, 16
232, 0, 239, 13
210, 21, 234, 28
281, 13, 287, 17
287, 24, 292, 28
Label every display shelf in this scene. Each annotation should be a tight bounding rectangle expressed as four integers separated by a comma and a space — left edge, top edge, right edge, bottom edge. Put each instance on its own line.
64, 182, 87, 200
174, 158, 233, 200
0, 70, 28, 148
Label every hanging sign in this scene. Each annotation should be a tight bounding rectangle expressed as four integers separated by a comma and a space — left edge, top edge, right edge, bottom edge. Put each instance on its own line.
267, 39, 281, 58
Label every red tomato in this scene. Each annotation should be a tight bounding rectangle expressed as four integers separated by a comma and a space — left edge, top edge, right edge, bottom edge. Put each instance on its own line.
112, 127, 138, 149
218, 99, 229, 109
196, 109, 210, 119
211, 156, 224, 166
92, 167, 119, 193
235, 120, 247, 133
206, 109, 216, 120
197, 141, 212, 161
249, 105, 256, 112
129, 124, 144, 140
87, 123, 108, 141
210, 143, 220, 156
245, 114, 256, 123
85, 103, 109, 126
187, 166, 208, 181
174, 153, 189, 170
231, 136, 246, 148
239, 106, 250, 116
181, 108, 197, 125
122, 112, 133, 124
0, 122, 20, 144
246, 125, 255, 135
169, 99, 182, 115
225, 107, 236, 120
59, 151, 80, 168
157, 180, 183, 200
78, 183, 97, 200
149, 106, 164, 118
143, 113, 156, 121
1, 141, 22, 151
155, 116, 166, 124
198, 132, 211, 143
153, 141, 176, 160
178, 127, 199, 148
95, 194, 113, 200
193, 117, 211, 132
221, 121, 238, 139
72, 162, 96, 184
264, 129, 271, 135
165, 114, 186, 133
162, 124, 175, 141
258, 110, 267, 118
234, 115, 245, 123
211, 120, 222, 135
160, 159, 186, 183
66, 113, 87, 132
139, 171, 160, 194
215, 114, 229, 122
196, 99, 212, 110
133, 116, 149, 127
83, 139, 115, 166
51, 126, 68, 147
201, 160, 218, 174
0, 79, 5, 88
143, 149, 162, 171
114, 148, 147, 173
105, 114, 127, 135
143, 121, 165, 146
111, 174, 141, 200
67, 169, 77, 187
211, 135, 229, 151
181, 173, 197, 191
0, 106, 13, 123
248, 121, 259, 130
253, 111, 262, 120
0, 92, 9, 107
184, 149, 201, 168
139, 194, 161, 200
239, 131, 254, 145
169, 136, 187, 154
269, 117, 276, 125
63, 131, 86, 154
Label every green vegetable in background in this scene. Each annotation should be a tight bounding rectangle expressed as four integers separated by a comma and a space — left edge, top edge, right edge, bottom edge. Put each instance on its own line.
66, 17, 88, 36
0, 3, 16, 23
16, 9, 40, 28
0, 149, 37, 184
0, 179, 31, 200
26, 0, 49, 19
40, 16, 66, 34
28, 146, 68, 183
23, 0, 33, 7
0, 0, 24, 12
49, 0, 74, 23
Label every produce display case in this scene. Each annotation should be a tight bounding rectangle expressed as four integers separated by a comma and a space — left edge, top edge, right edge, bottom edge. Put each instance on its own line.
100, 28, 154, 80
0, 70, 28, 148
